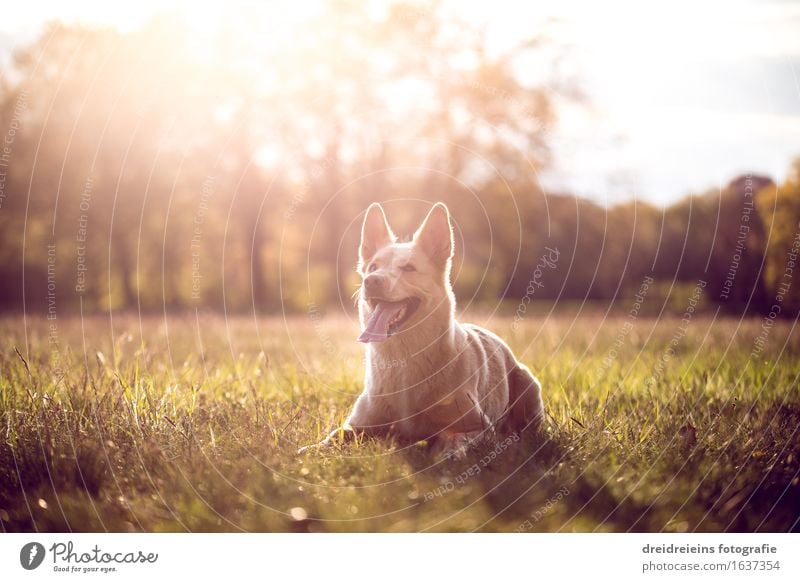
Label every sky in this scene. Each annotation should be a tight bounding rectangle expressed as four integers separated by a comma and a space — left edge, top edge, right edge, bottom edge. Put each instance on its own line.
1, 0, 798, 205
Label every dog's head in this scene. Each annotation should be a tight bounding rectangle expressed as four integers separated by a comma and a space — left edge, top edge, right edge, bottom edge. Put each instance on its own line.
356, 202, 455, 343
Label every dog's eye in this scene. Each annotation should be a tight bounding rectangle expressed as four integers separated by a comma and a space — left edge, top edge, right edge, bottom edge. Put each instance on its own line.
367, 263, 378, 273
400, 264, 416, 272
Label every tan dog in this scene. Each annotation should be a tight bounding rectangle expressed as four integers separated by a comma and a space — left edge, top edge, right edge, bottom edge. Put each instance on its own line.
302, 202, 543, 456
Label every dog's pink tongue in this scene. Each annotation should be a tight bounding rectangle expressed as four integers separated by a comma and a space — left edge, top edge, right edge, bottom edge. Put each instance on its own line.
358, 302, 404, 343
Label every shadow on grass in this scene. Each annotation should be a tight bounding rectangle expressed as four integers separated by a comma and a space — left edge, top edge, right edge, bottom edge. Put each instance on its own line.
400, 424, 800, 533
397, 428, 655, 532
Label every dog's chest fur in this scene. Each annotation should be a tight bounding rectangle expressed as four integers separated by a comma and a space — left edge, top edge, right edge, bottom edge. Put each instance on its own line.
362, 319, 513, 439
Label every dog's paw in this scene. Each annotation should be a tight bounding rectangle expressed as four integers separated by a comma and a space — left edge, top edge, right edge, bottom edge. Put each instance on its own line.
297, 426, 360, 454
296, 442, 323, 455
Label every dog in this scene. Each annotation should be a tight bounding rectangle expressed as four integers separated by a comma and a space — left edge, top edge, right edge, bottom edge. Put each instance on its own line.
301, 202, 544, 456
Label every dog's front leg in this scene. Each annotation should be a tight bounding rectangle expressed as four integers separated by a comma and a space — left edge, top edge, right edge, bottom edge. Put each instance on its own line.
297, 392, 388, 453
297, 423, 363, 454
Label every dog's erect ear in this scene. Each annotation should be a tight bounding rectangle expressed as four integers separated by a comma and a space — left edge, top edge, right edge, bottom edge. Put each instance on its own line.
413, 202, 454, 267
359, 203, 395, 267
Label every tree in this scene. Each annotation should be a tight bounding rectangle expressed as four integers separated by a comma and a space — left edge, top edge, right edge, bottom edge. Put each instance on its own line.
757, 159, 800, 312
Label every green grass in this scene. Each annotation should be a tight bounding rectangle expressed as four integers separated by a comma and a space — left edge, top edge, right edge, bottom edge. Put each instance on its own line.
1, 312, 798, 532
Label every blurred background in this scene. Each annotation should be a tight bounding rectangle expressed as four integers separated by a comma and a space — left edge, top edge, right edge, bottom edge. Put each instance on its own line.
0, 0, 799, 316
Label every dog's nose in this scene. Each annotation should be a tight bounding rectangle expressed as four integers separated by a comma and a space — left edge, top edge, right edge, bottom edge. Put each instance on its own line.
364, 274, 384, 293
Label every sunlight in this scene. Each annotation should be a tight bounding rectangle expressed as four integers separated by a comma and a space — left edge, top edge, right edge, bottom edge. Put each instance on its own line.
1, 0, 799, 551
5, 0, 797, 199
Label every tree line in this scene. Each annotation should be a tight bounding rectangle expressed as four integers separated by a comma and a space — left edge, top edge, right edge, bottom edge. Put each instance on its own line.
0, 11, 798, 316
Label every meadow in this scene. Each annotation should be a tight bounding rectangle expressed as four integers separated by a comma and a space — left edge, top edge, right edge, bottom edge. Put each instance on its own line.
1, 311, 798, 532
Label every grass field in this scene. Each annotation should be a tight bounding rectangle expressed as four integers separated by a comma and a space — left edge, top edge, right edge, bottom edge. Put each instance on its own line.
1, 311, 799, 532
